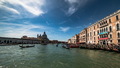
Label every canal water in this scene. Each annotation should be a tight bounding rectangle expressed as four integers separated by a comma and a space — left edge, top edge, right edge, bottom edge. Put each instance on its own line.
0, 44, 120, 68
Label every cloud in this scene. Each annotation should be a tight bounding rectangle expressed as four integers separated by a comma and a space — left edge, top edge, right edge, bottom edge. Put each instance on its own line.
0, 0, 45, 19
0, 5, 20, 14
65, 0, 88, 16
0, 22, 46, 38
60, 27, 70, 32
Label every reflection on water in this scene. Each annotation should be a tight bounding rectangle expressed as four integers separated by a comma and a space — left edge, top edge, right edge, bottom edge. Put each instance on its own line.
0, 44, 120, 68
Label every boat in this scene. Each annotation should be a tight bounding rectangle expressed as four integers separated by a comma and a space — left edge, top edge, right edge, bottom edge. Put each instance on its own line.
19, 40, 35, 48
62, 45, 66, 48
62, 44, 70, 49
70, 45, 79, 48
66, 47, 70, 49
56, 43, 59, 47
0, 44, 7, 46
19, 45, 35, 48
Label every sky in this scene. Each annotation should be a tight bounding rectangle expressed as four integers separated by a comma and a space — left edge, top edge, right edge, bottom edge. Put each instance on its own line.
0, 0, 120, 41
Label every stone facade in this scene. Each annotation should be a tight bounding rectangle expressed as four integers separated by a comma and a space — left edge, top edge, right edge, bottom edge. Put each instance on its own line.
79, 28, 87, 44
37, 32, 49, 44
68, 34, 79, 44
68, 9, 120, 45
0, 37, 40, 44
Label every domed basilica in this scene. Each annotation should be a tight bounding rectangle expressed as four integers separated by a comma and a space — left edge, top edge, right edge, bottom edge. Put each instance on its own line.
37, 32, 49, 44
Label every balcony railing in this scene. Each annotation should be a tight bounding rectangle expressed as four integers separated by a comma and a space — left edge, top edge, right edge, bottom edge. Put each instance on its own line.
100, 23, 108, 28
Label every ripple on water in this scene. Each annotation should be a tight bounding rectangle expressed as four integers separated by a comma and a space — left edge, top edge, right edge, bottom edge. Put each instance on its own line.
1, 44, 120, 68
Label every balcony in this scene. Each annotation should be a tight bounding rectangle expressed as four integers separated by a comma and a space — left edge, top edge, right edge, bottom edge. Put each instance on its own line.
100, 23, 108, 28
99, 32, 108, 35
98, 37, 109, 40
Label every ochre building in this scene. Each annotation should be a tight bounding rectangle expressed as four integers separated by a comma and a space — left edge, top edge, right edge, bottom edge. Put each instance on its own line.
68, 10, 120, 45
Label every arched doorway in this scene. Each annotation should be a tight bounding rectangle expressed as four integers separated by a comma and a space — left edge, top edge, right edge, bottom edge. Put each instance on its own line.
4, 40, 6, 43
7, 40, 9, 44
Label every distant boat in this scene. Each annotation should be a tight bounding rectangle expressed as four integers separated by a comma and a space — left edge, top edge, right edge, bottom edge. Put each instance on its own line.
41, 43, 47, 45
19, 45, 35, 48
70, 45, 79, 48
0, 44, 7, 46
62, 44, 70, 49
19, 40, 35, 48
56, 43, 59, 47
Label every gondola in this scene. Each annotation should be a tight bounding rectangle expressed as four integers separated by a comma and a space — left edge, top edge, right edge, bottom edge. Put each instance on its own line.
62, 45, 70, 49
62, 45, 66, 48
19, 40, 35, 48
19, 45, 35, 48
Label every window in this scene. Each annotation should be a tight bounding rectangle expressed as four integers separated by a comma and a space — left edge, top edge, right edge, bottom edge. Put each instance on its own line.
106, 21, 107, 23
116, 15, 119, 21
102, 29, 104, 32
109, 19, 111, 23
109, 26, 112, 32
104, 34, 108, 38
110, 40, 112, 43
90, 32, 92, 36
94, 32, 95, 36
94, 37, 95, 40
97, 30, 99, 35
116, 23, 120, 31
106, 27, 108, 31
110, 34, 112, 38
97, 25, 99, 28
88, 33, 89, 37
118, 39, 120, 43
118, 33, 120, 38
94, 26, 95, 29
100, 29, 102, 33
104, 28, 105, 32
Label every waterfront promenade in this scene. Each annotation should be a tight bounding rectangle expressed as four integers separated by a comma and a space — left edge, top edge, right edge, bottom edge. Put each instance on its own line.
0, 44, 120, 68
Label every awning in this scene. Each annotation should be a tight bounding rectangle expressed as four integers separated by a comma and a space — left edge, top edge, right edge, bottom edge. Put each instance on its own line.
99, 38, 109, 40
99, 32, 108, 35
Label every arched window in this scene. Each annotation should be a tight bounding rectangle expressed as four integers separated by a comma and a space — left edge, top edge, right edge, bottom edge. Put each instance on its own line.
102, 29, 104, 32
94, 32, 95, 36
116, 23, 120, 31
100, 29, 101, 33
118, 33, 120, 38
104, 28, 105, 32
110, 34, 112, 38
106, 27, 108, 31
97, 30, 99, 35
116, 15, 119, 21
109, 26, 112, 32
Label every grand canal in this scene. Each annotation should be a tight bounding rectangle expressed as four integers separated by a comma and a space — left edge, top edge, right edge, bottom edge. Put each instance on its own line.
0, 44, 120, 68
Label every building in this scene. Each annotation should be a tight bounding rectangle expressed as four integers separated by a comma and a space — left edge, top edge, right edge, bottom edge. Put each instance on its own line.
49, 40, 58, 43
97, 10, 120, 45
38, 32, 49, 44
0, 37, 40, 44
68, 9, 120, 45
86, 23, 99, 44
79, 28, 87, 44
0, 32, 49, 45
68, 34, 79, 44
68, 39, 71, 44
